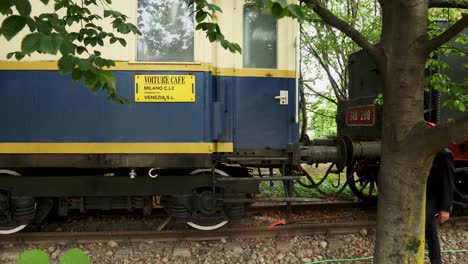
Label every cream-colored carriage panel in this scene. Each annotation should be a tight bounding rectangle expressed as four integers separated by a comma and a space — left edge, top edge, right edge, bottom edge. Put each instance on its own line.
214, 0, 298, 71
1, 0, 298, 72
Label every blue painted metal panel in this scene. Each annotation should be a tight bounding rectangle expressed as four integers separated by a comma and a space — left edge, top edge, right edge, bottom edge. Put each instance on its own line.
228, 76, 298, 149
0, 70, 299, 150
0, 71, 209, 142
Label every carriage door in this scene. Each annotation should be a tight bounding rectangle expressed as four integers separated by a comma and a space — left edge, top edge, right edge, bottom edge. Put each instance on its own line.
233, 5, 291, 150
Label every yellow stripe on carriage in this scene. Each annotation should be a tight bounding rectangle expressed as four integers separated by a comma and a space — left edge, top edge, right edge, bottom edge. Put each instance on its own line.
214, 67, 296, 78
0, 142, 234, 154
0, 61, 296, 78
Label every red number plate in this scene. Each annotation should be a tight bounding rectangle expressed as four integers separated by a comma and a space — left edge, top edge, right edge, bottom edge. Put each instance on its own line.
346, 105, 375, 126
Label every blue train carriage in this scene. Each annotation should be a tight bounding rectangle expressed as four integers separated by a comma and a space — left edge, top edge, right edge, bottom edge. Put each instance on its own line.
0, 0, 300, 232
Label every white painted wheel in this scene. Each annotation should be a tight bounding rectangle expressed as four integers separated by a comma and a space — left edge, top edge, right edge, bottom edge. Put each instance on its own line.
186, 220, 229, 231
0, 170, 29, 235
187, 168, 230, 230
189, 168, 229, 176
0, 224, 28, 235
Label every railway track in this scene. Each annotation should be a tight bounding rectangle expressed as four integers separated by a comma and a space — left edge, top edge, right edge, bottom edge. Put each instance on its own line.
248, 200, 376, 213
0, 221, 376, 243
2, 202, 465, 244
3, 217, 467, 244
0, 201, 374, 243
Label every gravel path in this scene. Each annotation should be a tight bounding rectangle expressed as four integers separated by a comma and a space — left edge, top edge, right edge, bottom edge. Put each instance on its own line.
1, 224, 467, 264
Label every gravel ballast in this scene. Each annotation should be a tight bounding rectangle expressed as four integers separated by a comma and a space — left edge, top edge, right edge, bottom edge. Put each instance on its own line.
1, 225, 467, 264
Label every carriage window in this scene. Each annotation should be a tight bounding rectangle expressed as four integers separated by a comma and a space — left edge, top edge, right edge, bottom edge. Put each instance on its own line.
243, 6, 277, 68
137, 0, 194, 62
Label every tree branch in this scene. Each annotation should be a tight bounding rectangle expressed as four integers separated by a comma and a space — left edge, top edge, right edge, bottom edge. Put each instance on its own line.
311, 45, 344, 100
408, 116, 468, 154
306, 108, 336, 119
429, 0, 468, 8
423, 14, 468, 53
302, 0, 384, 68
301, 27, 346, 101
302, 82, 338, 105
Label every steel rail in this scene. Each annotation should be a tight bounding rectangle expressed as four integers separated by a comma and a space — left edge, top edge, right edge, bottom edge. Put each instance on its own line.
0, 221, 377, 243
1, 216, 466, 244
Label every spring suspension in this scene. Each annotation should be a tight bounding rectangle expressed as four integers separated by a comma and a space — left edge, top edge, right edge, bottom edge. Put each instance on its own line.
171, 204, 191, 222
226, 203, 245, 221
11, 197, 35, 224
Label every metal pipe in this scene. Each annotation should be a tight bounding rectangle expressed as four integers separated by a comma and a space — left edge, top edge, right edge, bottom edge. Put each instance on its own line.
300, 145, 344, 164
216, 176, 303, 182
300, 139, 382, 166
352, 141, 381, 160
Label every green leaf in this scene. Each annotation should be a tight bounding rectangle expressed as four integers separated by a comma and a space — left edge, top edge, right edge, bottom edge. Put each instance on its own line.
60, 248, 90, 264
0, 0, 14, 15
59, 40, 76, 55
287, 5, 304, 21
71, 68, 82, 81
99, 70, 116, 89
15, 51, 25, 60
271, 3, 286, 19
16, 250, 49, 264
25, 17, 36, 31
83, 71, 99, 91
1, 15, 27, 40
459, 104, 466, 112
195, 11, 208, 23
39, 34, 57, 54
118, 38, 126, 47
273, 0, 288, 8
207, 31, 217, 42
76, 58, 92, 71
49, 33, 63, 54
58, 55, 76, 74
40, 0, 50, 4
21, 33, 41, 54
15, 0, 32, 16
36, 20, 52, 34
76, 46, 87, 54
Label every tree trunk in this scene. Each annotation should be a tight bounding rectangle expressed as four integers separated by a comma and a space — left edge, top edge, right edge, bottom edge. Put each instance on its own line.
374, 1, 435, 263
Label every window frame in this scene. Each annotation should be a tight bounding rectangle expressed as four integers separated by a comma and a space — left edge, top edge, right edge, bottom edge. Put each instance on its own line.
242, 4, 278, 69
135, 0, 196, 63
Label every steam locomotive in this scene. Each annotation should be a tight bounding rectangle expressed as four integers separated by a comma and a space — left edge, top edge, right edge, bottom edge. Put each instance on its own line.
0, 0, 465, 234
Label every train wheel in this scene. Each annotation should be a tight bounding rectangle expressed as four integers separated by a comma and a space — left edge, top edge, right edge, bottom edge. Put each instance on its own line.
347, 160, 379, 201
0, 170, 33, 234
186, 169, 230, 230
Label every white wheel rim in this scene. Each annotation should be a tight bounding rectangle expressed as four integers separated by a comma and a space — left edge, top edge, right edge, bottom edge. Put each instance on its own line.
0, 170, 21, 176
189, 168, 229, 176
0, 169, 29, 235
0, 225, 27, 235
187, 168, 230, 230
186, 220, 229, 231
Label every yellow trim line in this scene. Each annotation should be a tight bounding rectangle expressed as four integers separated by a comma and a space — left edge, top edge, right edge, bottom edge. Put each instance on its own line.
0, 143, 234, 154
0, 61, 296, 78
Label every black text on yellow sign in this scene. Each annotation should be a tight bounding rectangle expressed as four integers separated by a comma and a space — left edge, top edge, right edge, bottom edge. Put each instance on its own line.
134, 75, 196, 102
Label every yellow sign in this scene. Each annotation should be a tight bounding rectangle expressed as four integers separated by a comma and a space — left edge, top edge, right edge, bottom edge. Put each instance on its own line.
134, 75, 195, 102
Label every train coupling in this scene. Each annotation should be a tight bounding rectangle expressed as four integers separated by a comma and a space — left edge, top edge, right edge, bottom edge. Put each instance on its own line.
299, 137, 381, 172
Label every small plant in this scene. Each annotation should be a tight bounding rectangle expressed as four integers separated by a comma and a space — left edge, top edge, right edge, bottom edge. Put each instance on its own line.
16, 248, 90, 264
